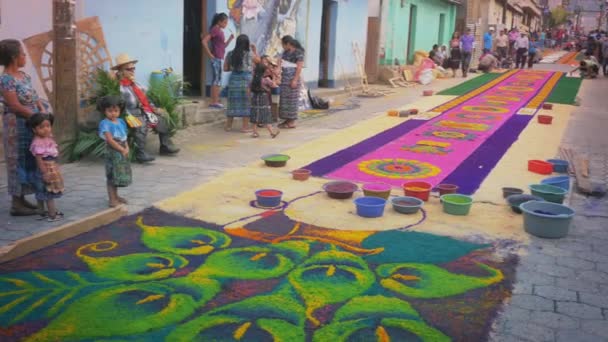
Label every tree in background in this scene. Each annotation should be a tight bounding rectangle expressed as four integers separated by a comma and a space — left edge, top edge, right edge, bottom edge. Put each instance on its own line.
550, 6, 570, 27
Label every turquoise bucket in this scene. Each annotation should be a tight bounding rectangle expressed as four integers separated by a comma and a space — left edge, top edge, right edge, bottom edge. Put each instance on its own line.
541, 176, 570, 191
547, 159, 569, 173
520, 201, 575, 238
529, 184, 567, 204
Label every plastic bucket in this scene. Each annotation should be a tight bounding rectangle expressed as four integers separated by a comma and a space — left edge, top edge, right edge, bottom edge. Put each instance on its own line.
506, 194, 545, 214
441, 194, 473, 216
354, 196, 387, 218
262, 154, 290, 167
255, 189, 283, 208
542, 103, 553, 110
502, 187, 524, 198
362, 183, 392, 199
292, 169, 312, 181
529, 184, 567, 204
402, 181, 432, 201
528, 160, 553, 175
541, 176, 570, 191
323, 181, 358, 199
437, 183, 459, 196
520, 200, 575, 238
547, 159, 569, 173
538, 115, 553, 124
391, 196, 424, 214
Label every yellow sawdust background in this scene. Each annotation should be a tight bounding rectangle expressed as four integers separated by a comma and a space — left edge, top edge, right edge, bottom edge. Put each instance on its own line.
158, 95, 573, 245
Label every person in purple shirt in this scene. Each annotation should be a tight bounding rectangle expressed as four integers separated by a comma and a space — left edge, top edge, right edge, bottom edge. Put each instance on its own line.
202, 13, 234, 109
460, 28, 475, 77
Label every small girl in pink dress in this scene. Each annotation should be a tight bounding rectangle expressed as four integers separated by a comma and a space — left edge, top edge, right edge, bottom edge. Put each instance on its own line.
28, 113, 64, 221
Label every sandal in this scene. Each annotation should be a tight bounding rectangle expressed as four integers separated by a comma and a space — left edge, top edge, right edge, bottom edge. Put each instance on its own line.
271, 130, 281, 139
240, 128, 253, 133
117, 197, 128, 204
251, 132, 260, 138
47, 214, 64, 222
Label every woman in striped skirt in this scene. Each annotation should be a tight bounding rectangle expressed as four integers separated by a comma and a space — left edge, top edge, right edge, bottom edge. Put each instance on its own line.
224, 34, 259, 132
278, 35, 305, 129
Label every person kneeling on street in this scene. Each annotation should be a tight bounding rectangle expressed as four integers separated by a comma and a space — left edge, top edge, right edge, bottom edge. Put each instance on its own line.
478, 51, 498, 73
112, 53, 180, 163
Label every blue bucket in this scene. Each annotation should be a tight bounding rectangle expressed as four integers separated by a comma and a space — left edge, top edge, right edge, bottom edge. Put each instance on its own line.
354, 196, 387, 218
541, 176, 570, 191
547, 159, 569, 173
520, 200, 575, 238
255, 189, 283, 208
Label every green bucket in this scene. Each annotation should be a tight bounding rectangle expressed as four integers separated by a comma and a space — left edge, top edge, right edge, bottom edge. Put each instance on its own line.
529, 184, 567, 204
441, 194, 473, 216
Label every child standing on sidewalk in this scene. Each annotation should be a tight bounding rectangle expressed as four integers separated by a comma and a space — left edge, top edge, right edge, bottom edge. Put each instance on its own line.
250, 63, 280, 138
28, 113, 64, 221
98, 96, 132, 207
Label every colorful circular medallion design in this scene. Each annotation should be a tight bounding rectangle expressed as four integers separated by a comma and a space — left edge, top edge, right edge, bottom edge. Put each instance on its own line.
498, 86, 534, 92
424, 130, 476, 140
461, 105, 509, 114
358, 159, 441, 179
454, 113, 499, 121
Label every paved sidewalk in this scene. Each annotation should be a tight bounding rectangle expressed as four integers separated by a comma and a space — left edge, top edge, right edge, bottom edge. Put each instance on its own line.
0, 78, 466, 248
491, 73, 608, 341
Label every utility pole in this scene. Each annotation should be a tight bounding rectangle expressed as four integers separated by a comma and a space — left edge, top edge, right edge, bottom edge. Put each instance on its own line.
52, 0, 78, 144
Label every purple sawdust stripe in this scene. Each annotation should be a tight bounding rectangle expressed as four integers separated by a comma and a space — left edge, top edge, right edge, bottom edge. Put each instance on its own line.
441, 114, 533, 195
304, 119, 427, 176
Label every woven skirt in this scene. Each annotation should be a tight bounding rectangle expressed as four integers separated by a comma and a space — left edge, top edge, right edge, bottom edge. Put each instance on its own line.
226, 71, 252, 117
250, 92, 273, 125
105, 143, 132, 187
279, 67, 300, 120
33, 157, 63, 201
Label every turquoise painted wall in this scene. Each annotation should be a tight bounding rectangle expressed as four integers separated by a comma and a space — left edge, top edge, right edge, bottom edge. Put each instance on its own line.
383, 0, 457, 65
83, 0, 184, 86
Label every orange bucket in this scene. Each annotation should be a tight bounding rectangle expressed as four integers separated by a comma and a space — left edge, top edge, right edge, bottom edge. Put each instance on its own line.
402, 181, 432, 201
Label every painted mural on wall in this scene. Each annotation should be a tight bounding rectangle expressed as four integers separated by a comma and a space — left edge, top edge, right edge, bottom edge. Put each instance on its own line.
227, 0, 306, 59
0, 207, 516, 341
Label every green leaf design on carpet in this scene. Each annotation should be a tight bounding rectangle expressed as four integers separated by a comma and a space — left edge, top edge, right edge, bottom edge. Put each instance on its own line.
77, 241, 189, 282
362, 231, 486, 264
287, 250, 375, 326
136, 216, 232, 255
313, 296, 450, 341
168, 287, 306, 341
26, 279, 217, 341
376, 262, 503, 298
437, 73, 504, 95
0, 271, 113, 326
193, 241, 309, 280
545, 76, 582, 105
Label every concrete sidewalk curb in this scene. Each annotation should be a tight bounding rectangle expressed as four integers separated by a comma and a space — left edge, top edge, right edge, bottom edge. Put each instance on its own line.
0, 206, 128, 263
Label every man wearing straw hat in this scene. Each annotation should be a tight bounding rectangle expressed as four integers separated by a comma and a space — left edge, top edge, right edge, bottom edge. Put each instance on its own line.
112, 53, 180, 163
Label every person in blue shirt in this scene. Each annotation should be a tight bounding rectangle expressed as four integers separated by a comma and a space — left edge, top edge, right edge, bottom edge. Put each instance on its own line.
528, 37, 538, 69
483, 27, 495, 53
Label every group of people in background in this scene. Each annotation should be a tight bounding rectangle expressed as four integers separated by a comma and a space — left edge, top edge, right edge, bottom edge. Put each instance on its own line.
202, 12, 305, 134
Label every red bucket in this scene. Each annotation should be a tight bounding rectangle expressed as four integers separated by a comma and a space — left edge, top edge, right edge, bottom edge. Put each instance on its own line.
402, 181, 432, 201
423, 90, 434, 96
437, 183, 459, 196
537, 115, 553, 124
542, 103, 553, 110
528, 160, 553, 175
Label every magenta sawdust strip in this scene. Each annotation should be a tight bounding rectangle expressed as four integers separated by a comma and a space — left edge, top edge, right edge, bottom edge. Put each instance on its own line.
326, 70, 555, 188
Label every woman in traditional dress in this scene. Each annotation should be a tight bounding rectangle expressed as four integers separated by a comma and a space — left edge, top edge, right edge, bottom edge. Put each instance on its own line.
448, 32, 462, 78
0, 39, 48, 216
224, 34, 259, 132
278, 35, 305, 129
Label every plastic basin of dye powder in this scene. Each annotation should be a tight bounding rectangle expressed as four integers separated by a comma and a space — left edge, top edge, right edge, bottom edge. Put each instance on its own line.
529, 184, 567, 204
547, 159, 569, 173
323, 181, 359, 199
261, 154, 290, 167
437, 183, 459, 196
354, 196, 387, 218
542, 103, 553, 110
362, 183, 392, 199
391, 196, 424, 214
541, 175, 570, 191
506, 194, 545, 214
402, 181, 432, 201
520, 200, 575, 238
440, 194, 473, 216
528, 160, 553, 175
291, 169, 312, 181
502, 187, 524, 198
537, 115, 553, 124
255, 189, 283, 208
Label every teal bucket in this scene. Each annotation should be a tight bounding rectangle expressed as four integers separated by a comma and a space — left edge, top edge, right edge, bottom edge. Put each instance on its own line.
529, 184, 567, 204
520, 200, 575, 238
440, 194, 473, 216
541, 176, 570, 191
